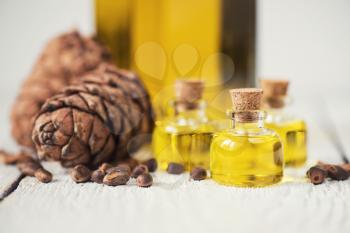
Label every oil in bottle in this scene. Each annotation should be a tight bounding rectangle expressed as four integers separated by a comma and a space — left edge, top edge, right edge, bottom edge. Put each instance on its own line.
95, 0, 257, 120
210, 88, 283, 187
152, 80, 216, 170
261, 79, 307, 167
153, 125, 214, 170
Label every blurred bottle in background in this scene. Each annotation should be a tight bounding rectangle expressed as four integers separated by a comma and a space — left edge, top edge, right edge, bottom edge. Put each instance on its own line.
261, 79, 307, 167
95, 0, 256, 119
152, 80, 217, 171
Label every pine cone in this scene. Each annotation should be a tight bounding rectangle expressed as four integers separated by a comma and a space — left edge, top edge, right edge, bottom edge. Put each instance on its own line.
11, 30, 111, 148
32, 64, 154, 168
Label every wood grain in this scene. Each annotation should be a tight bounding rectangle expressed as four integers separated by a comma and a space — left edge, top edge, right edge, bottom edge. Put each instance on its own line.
0, 96, 349, 233
0, 160, 350, 233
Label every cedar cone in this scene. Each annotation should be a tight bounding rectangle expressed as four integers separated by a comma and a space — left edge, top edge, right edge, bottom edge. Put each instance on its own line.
32, 64, 154, 168
11, 30, 111, 148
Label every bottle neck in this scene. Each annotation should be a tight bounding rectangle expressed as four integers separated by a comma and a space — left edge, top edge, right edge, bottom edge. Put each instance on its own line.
264, 97, 291, 123
262, 96, 289, 110
174, 99, 207, 119
231, 110, 265, 130
266, 108, 284, 118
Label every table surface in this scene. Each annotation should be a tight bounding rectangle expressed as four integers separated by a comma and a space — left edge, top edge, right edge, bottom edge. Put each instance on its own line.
0, 97, 350, 233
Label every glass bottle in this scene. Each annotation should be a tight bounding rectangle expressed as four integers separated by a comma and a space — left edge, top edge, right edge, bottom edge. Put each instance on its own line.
261, 80, 307, 167
152, 80, 216, 171
95, 0, 257, 119
210, 88, 283, 187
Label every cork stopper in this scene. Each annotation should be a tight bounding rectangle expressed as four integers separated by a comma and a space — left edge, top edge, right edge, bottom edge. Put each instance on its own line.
261, 79, 289, 97
174, 80, 204, 112
230, 88, 263, 111
175, 80, 204, 102
260, 79, 289, 108
229, 88, 263, 122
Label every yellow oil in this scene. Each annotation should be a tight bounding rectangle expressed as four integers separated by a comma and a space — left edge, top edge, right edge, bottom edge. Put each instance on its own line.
95, 0, 132, 68
210, 127, 283, 187
265, 120, 307, 167
153, 119, 215, 171
96, 0, 221, 111
95, 0, 256, 119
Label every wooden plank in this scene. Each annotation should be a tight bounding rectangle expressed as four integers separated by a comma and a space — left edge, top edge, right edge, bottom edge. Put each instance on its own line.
0, 161, 349, 233
0, 164, 23, 201
0, 97, 347, 233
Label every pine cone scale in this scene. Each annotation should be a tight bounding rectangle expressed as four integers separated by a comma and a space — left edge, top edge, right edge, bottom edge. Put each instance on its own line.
79, 93, 109, 123
51, 108, 74, 136
92, 135, 116, 166
72, 109, 94, 144
61, 136, 90, 161
64, 95, 90, 112
103, 101, 124, 135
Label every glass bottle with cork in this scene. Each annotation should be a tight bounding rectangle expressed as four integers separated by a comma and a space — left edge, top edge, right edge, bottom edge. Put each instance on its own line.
152, 80, 216, 171
210, 88, 283, 187
261, 79, 307, 167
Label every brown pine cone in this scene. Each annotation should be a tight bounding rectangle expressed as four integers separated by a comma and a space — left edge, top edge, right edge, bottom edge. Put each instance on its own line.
11, 30, 111, 148
32, 64, 154, 167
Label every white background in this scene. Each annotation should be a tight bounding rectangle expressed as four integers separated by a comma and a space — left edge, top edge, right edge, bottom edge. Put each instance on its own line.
0, 0, 93, 148
257, 0, 350, 98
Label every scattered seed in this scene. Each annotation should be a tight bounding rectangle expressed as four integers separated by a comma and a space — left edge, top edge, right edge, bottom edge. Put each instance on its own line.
103, 171, 130, 186
34, 168, 53, 183
340, 164, 350, 173
131, 164, 149, 178
190, 167, 207, 181
167, 162, 184, 175
327, 165, 349, 181
91, 169, 105, 183
306, 166, 327, 185
136, 173, 153, 187
117, 164, 132, 174
70, 164, 91, 183
0, 150, 14, 164
98, 163, 113, 173
107, 164, 131, 175
119, 158, 139, 170
17, 161, 42, 176
316, 162, 333, 174
0, 150, 34, 165
317, 162, 349, 180
143, 158, 157, 172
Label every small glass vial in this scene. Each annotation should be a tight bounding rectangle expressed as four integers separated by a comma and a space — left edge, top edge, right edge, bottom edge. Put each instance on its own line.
261, 79, 307, 167
152, 80, 216, 171
210, 88, 283, 187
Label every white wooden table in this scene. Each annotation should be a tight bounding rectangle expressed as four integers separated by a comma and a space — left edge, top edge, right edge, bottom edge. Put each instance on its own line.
0, 97, 350, 233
